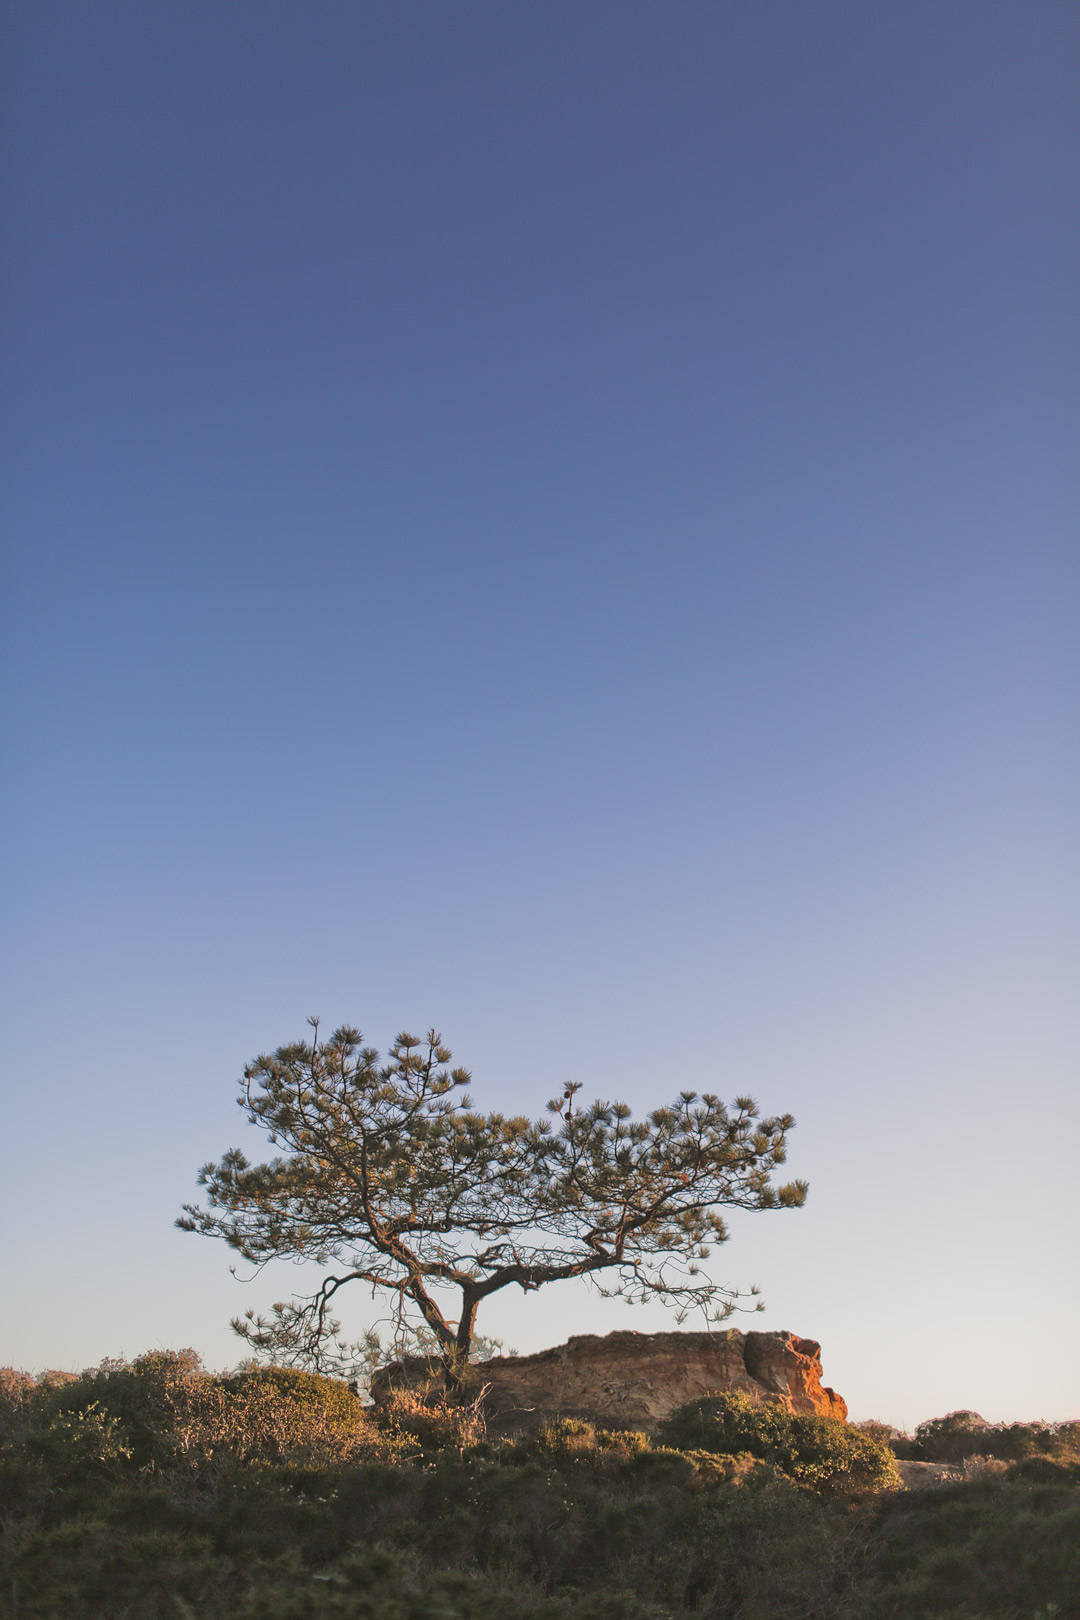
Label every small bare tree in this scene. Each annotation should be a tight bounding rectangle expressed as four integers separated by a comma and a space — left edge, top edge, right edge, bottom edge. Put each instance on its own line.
179, 1021, 807, 1388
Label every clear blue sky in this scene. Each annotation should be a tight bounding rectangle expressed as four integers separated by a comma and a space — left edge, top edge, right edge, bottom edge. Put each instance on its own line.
2, 1, 1076, 1428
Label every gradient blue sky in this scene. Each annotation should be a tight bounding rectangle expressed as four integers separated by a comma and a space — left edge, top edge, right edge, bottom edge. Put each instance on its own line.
2, 1, 1077, 1428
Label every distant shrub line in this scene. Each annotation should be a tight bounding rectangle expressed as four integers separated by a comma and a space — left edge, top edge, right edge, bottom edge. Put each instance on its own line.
879, 1408, 1080, 1470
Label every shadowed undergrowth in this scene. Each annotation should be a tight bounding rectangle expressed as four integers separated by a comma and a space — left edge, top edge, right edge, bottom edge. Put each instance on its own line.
1, 1355, 1077, 1619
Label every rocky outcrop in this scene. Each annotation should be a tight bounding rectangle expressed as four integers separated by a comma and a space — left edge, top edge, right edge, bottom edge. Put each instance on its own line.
373, 1328, 847, 1435
895, 1460, 961, 1489
743, 1331, 847, 1420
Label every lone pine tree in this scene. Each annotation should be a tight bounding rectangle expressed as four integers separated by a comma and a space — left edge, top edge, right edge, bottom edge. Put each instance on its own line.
179, 1021, 808, 1388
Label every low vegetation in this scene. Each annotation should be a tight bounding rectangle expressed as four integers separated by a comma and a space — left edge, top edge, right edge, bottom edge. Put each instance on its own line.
898, 1408, 1080, 1473
1, 1354, 1077, 1619
658, 1391, 902, 1495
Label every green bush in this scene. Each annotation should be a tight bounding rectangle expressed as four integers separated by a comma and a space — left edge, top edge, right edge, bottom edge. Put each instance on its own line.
0, 1353, 393, 1483
0, 1369, 37, 1442
913, 1410, 1080, 1467
39, 1351, 228, 1471
857, 1473, 1080, 1618
912, 1410, 990, 1464
28, 1404, 133, 1480
0, 1368, 80, 1447
657, 1391, 900, 1494
1007, 1454, 1080, 1485
222, 1365, 393, 1465
4, 1518, 229, 1620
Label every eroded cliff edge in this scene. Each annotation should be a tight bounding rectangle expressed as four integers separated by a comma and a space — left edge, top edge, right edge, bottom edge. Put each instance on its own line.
374, 1328, 847, 1435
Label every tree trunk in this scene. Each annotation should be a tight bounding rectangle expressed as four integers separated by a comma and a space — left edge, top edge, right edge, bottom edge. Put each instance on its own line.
440, 1290, 478, 1393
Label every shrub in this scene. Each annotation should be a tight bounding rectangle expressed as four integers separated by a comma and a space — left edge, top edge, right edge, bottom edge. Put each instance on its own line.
5, 1517, 233, 1620
23, 1350, 227, 1472
370, 1388, 485, 1457
0, 1353, 392, 1485
657, 1392, 900, 1495
222, 1366, 388, 1465
913, 1411, 1080, 1467
852, 1419, 900, 1447
1007, 1454, 1080, 1485
0, 1370, 38, 1444
28, 1403, 133, 1480
913, 1409, 990, 1464
860, 1472, 1080, 1619
538, 1416, 600, 1454
233, 1543, 653, 1619
534, 1419, 651, 1461
0, 1369, 82, 1447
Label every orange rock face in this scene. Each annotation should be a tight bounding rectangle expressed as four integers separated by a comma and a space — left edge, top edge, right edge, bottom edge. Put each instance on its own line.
374, 1328, 847, 1434
742, 1331, 847, 1422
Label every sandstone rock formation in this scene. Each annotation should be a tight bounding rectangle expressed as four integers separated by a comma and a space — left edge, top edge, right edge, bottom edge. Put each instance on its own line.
374, 1328, 847, 1434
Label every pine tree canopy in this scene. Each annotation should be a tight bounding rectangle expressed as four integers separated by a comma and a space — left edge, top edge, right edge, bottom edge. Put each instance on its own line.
178, 1020, 808, 1385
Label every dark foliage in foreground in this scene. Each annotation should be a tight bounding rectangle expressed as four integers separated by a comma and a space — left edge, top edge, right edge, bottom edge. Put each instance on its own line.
1, 1356, 1078, 1619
